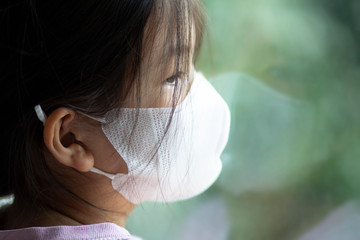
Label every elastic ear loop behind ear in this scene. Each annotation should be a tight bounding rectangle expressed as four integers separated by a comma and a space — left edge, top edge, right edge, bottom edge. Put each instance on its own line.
34, 104, 47, 125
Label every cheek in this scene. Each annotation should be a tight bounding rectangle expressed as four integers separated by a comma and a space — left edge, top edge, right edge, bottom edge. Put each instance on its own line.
123, 82, 180, 108
122, 67, 194, 108
86, 126, 128, 174
139, 80, 191, 108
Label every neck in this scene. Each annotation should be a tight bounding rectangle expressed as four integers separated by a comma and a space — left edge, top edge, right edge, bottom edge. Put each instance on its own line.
2, 171, 135, 229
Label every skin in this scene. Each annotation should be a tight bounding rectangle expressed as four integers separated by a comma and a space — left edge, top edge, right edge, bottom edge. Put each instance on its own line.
2, 14, 196, 229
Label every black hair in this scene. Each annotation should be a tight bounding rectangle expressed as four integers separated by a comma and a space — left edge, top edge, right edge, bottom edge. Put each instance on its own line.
0, 0, 205, 222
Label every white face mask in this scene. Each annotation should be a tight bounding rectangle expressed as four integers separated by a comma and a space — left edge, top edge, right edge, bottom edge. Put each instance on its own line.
35, 71, 231, 204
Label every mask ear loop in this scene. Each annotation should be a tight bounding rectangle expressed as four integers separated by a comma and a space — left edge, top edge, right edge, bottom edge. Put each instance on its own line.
89, 168, 116, 180
34, 104, 47, 125
34, 104, 106, 124
76, 111, 106, 124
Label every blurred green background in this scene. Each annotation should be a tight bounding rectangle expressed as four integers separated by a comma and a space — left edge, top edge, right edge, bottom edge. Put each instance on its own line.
127, 0, 360, 239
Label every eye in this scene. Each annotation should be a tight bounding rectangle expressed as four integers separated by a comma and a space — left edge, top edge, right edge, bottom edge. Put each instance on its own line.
164, 72, 185, 86
165, 76, 179, 86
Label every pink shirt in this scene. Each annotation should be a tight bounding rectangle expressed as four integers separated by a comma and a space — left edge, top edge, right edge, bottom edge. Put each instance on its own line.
0, 222, 142, 240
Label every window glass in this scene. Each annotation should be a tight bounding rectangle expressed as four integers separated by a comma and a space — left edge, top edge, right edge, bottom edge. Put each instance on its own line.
128, 0, 360, 239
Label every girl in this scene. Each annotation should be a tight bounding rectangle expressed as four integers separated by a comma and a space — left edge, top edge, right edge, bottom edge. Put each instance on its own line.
0, 0, 230, 239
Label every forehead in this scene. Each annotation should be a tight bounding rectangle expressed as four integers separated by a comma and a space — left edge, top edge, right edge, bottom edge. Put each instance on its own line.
141, 1, 196, 72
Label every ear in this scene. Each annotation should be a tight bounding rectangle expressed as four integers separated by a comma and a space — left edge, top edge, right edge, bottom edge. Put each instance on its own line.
43, 107, 94, 172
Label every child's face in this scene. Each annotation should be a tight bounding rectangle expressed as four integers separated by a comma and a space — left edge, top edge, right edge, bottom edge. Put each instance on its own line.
80, 22, 197, 177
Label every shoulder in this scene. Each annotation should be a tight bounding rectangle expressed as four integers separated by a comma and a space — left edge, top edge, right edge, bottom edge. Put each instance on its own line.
0, 222, 142, 240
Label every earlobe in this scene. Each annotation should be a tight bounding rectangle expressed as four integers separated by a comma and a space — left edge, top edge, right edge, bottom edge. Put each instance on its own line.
43, 108, 94, 172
